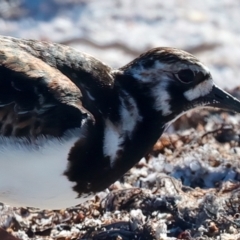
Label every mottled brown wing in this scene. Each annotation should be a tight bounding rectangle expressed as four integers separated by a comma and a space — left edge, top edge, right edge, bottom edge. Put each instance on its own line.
0, 39, 94, 138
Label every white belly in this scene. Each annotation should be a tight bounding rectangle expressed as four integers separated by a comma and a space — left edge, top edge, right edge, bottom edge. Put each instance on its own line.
0, 129, 92, 209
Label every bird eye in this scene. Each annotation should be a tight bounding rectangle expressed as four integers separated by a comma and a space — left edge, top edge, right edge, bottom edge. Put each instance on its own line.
175, 69, 195, 84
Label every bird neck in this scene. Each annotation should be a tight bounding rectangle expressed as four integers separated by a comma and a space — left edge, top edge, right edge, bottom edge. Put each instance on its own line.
114, 72, 167, 149
65, 73, 168, 194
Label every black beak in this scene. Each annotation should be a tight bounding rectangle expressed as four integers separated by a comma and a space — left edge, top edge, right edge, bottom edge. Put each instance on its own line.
204, 85, 240, 113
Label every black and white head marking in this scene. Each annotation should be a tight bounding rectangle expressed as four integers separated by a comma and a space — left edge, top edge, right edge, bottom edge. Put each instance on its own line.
121, 48, 214, 117
103, 91, 142, 167
183, 63, 213, 101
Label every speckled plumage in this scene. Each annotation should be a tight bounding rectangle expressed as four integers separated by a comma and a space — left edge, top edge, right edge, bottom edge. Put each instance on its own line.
0, 35, 240, 209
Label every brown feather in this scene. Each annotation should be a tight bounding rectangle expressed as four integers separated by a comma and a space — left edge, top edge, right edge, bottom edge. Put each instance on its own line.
0, 36, 99, 138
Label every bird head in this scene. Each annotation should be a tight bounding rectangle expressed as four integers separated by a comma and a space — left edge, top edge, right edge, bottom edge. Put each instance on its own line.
120, 47, 240, 126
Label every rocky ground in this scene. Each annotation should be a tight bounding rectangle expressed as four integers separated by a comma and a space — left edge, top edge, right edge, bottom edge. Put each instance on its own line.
1, 0, 240, 239
1, 90, 240, 240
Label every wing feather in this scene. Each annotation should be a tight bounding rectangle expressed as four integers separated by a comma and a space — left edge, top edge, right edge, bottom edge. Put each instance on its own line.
0, 38, 94, 138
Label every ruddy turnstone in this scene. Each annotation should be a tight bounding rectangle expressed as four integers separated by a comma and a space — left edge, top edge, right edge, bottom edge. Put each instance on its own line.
0, 36, 240, 209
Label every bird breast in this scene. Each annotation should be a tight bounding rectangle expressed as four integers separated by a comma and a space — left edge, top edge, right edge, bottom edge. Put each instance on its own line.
0, 128, 91, 209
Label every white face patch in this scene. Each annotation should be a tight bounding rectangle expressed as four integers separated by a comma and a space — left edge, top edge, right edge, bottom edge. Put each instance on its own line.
151, 78, 172, 116
184, 79, 213, 101
0, 129, 92, 209
103, 93, 142, 166
126, 53, 212, 116
120, 92, 142, 134
103, 119, 123, 167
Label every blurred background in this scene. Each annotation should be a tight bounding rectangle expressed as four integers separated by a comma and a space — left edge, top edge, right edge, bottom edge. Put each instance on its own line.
0, 0, 239, 89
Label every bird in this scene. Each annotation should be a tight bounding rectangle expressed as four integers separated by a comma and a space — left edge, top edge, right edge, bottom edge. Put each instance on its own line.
0, 35, 240, 209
